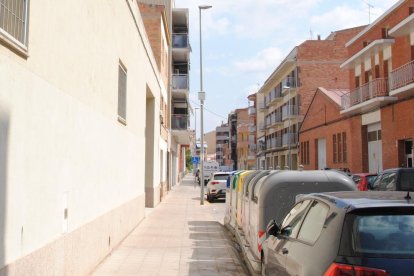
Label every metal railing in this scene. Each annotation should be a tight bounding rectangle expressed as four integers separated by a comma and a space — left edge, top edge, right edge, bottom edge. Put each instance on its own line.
172, 74, 189, 90
282, 105, 299, 120
341, 78, 389, 109
282, 133, 297, 146
249, 125, 256, 133
390, 60, 414, 90
248, 106, 256, 115
172, 33, 189, 48
171, 114, 188, 130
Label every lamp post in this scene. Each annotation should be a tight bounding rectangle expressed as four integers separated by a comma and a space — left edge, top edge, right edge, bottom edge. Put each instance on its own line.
198, 4, 212, 205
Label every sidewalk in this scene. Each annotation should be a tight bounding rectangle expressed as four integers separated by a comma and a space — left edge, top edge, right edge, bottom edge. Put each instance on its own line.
91, 174, 249, 276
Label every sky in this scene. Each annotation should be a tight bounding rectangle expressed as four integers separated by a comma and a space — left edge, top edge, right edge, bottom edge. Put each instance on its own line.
174, 0, 399, 135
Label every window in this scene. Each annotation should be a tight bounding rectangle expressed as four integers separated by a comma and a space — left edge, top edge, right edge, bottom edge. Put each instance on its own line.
338, 133, 342, 162
342, 132, 347, 163
297, 201, 329, 244
333, 135, 337, 163
118, 63, 127, 124
281, 200, 311, 238
0, 0, 29, 46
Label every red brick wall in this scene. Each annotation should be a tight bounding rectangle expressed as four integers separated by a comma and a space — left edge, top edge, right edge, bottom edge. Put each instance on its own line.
347, 0, 414, 69
300, 90, 364, 172
297, 26, 365, 117
381, 98, 414, 169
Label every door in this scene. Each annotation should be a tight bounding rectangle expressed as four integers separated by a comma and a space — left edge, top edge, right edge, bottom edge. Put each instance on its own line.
406, 140, 413, 168
368, 123, 382, 173
317, 139, 326, 170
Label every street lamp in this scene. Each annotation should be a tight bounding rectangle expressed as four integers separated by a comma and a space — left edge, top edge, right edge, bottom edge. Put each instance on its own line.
198, 4, 212, 205
283, 84, 292, 170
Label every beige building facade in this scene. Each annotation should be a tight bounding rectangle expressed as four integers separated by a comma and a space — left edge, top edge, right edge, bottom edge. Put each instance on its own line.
0, 0, 170, 274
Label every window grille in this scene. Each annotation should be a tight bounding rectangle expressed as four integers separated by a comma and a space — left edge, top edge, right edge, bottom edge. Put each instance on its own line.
0, 0, 29, 45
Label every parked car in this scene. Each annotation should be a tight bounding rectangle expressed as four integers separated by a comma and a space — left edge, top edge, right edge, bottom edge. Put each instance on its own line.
352, 173, 377, 191
206, 172, 230, 202
371, 168, 414, 191
262, 191, 414, 276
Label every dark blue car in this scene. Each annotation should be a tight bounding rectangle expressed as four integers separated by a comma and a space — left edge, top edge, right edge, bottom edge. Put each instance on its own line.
262, 191, 414, 275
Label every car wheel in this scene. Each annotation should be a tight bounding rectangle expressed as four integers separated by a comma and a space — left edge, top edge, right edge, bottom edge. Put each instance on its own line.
261, 254, 266, 276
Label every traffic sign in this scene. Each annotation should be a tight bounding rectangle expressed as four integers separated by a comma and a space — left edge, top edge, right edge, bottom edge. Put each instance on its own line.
192, 156, 200, 164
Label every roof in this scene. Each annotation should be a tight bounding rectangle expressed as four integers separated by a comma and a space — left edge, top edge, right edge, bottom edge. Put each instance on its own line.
311, 191, 414, 210
318, 88, 349, 106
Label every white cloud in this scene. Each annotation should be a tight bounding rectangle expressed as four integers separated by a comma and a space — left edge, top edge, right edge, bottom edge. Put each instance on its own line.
235, 47, 285, 75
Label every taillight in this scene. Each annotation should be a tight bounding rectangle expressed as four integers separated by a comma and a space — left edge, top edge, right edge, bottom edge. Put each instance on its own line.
258, 230, 266, 253
211, 181, 220, 185
324, 263, 388, 276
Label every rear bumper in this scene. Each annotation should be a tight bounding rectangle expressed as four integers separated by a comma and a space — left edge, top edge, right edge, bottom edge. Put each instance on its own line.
209, 189, 226, 199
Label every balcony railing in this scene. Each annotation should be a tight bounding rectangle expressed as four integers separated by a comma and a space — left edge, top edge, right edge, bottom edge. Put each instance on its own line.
268, 137, 282, 149
258, 101, 267, 110
341, 78, 389, 109
259, 122, 265, 131
172, 74, 189, 90
172, 33, 189, 48
216, 135, 229, 140
390, 60, 414, 91
269, 88, 283, 105
171, 114, 188, 130
282, 133, 297, 146
282, 105, 299, 120
248, 106, 256, 115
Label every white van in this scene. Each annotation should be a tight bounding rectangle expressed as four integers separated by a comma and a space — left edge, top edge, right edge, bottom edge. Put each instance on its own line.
202, 160, 219, 185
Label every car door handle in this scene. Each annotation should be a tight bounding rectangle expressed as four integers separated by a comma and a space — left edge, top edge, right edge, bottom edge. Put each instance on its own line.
282, 248, 288, 255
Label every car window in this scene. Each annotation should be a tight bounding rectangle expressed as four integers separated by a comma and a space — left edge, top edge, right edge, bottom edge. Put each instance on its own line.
281, 200, 312, 238
352, 175, 361, 184
373, 173, 396, 190
355, 215, 414, 255
213, 174, 229, 181
297, 201, 329, 244
340, 209, 414, 258
400, 171, 414, 190
366, 175, 377, 186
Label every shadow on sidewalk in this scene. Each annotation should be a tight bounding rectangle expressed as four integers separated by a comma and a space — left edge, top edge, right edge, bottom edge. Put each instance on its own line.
185, 221, 248, 275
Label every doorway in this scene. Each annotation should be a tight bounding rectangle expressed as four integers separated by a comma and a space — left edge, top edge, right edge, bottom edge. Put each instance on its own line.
406, 140, 413, 168
317, 138, 326, 170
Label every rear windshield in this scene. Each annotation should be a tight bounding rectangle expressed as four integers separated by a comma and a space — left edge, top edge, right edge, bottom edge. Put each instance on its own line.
400, 171, 414, 190
213, 174, 229, 181
340, 208, 414, 258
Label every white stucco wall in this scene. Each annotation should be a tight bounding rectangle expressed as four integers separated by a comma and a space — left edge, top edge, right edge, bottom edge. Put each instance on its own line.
0, 0, 163, 270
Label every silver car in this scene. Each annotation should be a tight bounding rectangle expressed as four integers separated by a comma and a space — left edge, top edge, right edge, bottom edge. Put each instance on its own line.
206, 172, 230, 202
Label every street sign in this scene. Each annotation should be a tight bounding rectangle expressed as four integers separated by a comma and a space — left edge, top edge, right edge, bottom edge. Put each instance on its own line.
192, 156, 200, 164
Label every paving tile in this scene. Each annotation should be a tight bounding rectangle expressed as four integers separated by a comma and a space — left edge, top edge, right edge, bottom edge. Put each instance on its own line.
91, 174, 249, 276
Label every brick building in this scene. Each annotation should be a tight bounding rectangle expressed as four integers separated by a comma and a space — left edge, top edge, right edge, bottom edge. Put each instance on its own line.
340, 0, 414, 172
228, 108, 249, 170
299, 88, 364, 172
256, 26, 365, 170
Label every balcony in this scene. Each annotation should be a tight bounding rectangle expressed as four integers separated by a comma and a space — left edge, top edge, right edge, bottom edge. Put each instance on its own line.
172, 33, 189, 48
340, 78, 397, 115
248, 106, 256, 115
282, 105, 299, 120
268, 88, 283, 106
266, 113, 283, 129
268, 137, 282, 150
341, 39, 395, 69
216, 135, 229, 141
281, 77, 297, 95
389, 60, 414, 99
249, 125, 256, 133
258, 101, 267, 110
171, 114, 188, 130
258, 122, 265, 131
172, 74, 189, 90
282, 133, 297, 147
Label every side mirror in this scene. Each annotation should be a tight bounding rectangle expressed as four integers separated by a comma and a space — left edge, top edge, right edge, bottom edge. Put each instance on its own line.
280, 226, 292, 237
266, 219, 280, 237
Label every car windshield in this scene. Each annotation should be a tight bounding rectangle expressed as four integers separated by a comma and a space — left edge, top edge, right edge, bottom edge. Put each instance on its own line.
213, 174, 229, 181
340, 208, 414, 258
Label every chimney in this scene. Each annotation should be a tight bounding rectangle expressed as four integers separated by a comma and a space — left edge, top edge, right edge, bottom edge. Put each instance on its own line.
317, 34, 321, 40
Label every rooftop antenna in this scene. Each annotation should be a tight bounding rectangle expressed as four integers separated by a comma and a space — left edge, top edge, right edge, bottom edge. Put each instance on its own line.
363, 0, 374, 24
